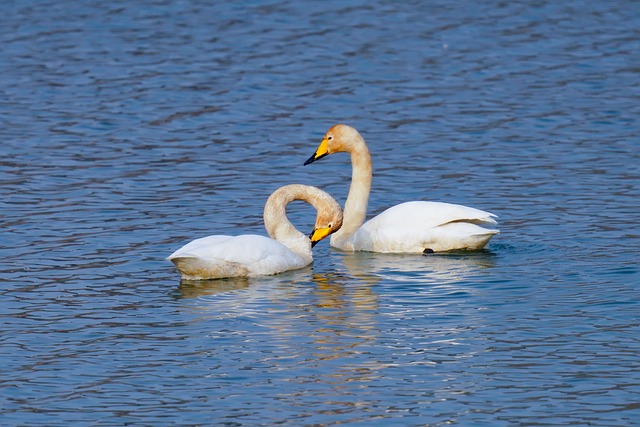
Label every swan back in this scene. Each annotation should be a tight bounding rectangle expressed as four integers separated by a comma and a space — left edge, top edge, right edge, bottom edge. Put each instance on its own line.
169, 234, 310, 279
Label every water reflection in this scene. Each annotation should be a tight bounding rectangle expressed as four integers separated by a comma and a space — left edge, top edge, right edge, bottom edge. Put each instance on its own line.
273, 272, 384, 388
177, 270, 384, 385
177, 277, 252, 298
4, 0, 639, 423
338, 250, 496, 284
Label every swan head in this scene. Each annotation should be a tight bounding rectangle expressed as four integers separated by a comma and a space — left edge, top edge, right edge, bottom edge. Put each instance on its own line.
309, 192, 343, 247
304, 124, 362, 165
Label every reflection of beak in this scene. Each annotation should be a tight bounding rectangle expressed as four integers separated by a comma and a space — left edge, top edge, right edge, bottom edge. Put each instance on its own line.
303, 138, 329, 165
309, 226, 332, 248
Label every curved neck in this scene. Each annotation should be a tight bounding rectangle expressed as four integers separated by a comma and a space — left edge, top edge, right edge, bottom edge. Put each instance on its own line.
263, 188, 312, 263
264, 184, 339, 263
331, 136, 372, 245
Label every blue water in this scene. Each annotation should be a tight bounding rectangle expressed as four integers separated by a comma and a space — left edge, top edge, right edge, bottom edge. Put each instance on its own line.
1, 1, 639, 425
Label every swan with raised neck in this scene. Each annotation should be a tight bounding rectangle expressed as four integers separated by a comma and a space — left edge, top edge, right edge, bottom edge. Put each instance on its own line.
304, 124, 498, 253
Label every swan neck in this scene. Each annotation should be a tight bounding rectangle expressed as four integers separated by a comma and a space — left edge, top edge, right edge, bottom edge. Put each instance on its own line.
332, 136, 372, 246
264, 189, 312, 263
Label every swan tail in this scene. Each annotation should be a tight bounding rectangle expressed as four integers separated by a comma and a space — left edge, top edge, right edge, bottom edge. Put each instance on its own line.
421, 222, 499, 252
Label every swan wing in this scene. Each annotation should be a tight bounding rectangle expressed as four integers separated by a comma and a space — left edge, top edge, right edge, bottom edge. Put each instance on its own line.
367, 201, 497, 228
352, 201, 499, 252
168, 234, 308, 279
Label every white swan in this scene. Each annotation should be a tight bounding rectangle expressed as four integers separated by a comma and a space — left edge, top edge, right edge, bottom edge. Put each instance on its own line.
303, 124, 498, 253
168, 184, 343, 280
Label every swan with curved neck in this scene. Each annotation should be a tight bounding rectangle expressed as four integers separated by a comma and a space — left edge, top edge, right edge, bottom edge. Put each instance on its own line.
168, 184, 343, 280
304, 124, 498, 253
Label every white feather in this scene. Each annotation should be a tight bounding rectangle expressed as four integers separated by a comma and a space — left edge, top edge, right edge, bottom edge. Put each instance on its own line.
352, 202, 498, 253
168, 234, 309, 279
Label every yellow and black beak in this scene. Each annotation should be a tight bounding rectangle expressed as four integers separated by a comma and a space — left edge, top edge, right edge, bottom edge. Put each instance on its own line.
303, 137, 330, 165
309, 226, 332, 248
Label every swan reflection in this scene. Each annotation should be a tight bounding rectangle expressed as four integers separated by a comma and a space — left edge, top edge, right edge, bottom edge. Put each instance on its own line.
174, 250, 494, 390
176, 269, 383, 384
177, 276, 253, 298
338, 250, 495, 284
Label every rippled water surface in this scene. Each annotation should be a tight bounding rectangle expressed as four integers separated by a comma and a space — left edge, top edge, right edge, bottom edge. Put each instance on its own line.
2, 1, 639, 425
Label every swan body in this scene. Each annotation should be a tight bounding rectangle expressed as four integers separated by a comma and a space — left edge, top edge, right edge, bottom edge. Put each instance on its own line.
168, 235, 309, 279
304, 124, 498, 253
168, 184, 343, 280
339, 201, 497, 253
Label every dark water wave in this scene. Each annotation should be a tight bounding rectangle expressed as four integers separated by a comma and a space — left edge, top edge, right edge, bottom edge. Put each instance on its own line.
1, 0, 639, 425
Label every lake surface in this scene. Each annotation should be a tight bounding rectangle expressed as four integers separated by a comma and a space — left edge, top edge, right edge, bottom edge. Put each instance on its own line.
1, 0, 639, 425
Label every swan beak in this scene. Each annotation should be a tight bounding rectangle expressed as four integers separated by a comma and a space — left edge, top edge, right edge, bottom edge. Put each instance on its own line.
309, 226, 331, 248
303, 138, 330, 165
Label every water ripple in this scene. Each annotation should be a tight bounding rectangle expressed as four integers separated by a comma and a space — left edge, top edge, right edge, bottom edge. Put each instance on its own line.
1, 0, 639, 425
